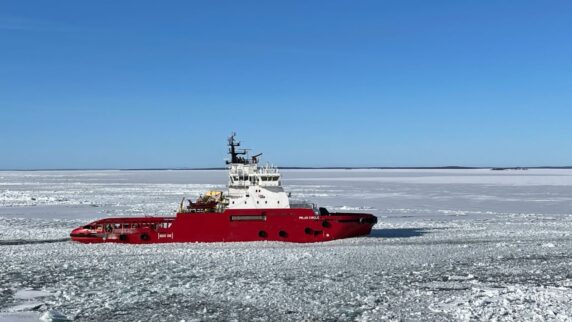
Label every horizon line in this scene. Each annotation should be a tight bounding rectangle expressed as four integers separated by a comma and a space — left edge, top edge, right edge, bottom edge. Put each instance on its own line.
1, 166, 571, 171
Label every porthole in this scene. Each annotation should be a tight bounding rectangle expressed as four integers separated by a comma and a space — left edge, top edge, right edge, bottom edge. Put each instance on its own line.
259, 230, 267, 238
279, 230, 288, 238
304, 227, 312, 235
322, 221, 331, 228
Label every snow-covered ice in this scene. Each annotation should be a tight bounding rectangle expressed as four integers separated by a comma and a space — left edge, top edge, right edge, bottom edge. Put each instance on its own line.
1, 169, 572, 321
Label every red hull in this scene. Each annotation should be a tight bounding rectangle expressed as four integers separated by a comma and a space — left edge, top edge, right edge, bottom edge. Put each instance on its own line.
70, 208, 377, 244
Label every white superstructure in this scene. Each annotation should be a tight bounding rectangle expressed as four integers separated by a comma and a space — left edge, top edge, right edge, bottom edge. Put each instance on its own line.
225, 135, 290, 209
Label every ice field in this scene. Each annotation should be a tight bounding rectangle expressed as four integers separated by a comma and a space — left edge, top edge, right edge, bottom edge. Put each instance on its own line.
1, 169, 571, 321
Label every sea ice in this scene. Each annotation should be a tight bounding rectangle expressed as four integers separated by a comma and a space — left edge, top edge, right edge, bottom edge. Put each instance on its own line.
1, 169, 571, 321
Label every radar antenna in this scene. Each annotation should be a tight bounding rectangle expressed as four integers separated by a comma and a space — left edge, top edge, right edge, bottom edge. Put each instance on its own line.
251, 153, 263, 164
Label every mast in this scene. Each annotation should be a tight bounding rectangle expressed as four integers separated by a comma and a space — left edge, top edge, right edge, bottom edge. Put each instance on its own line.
227, 132, 248, 164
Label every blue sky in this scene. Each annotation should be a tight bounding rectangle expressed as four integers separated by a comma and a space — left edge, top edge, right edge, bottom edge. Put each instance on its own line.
1, 1, 571, 169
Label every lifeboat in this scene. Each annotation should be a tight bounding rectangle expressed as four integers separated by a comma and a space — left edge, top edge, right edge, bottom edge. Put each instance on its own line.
70, 134, 377, 244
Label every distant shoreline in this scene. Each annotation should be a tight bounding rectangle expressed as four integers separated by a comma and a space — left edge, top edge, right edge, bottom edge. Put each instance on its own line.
1, 166, 571, 171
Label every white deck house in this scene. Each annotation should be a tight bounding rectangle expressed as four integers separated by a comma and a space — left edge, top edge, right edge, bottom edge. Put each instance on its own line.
225, 134, 290, 209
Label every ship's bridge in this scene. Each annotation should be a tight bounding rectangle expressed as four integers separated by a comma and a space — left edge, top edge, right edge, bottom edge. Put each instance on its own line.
225, 134, 290, 209
228, 163, 281, 187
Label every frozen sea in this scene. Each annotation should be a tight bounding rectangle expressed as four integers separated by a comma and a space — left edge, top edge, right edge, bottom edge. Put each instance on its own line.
1, 169, 571, 321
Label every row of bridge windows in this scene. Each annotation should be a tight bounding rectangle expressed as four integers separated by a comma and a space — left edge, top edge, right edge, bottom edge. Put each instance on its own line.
231, 176, 279, 182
